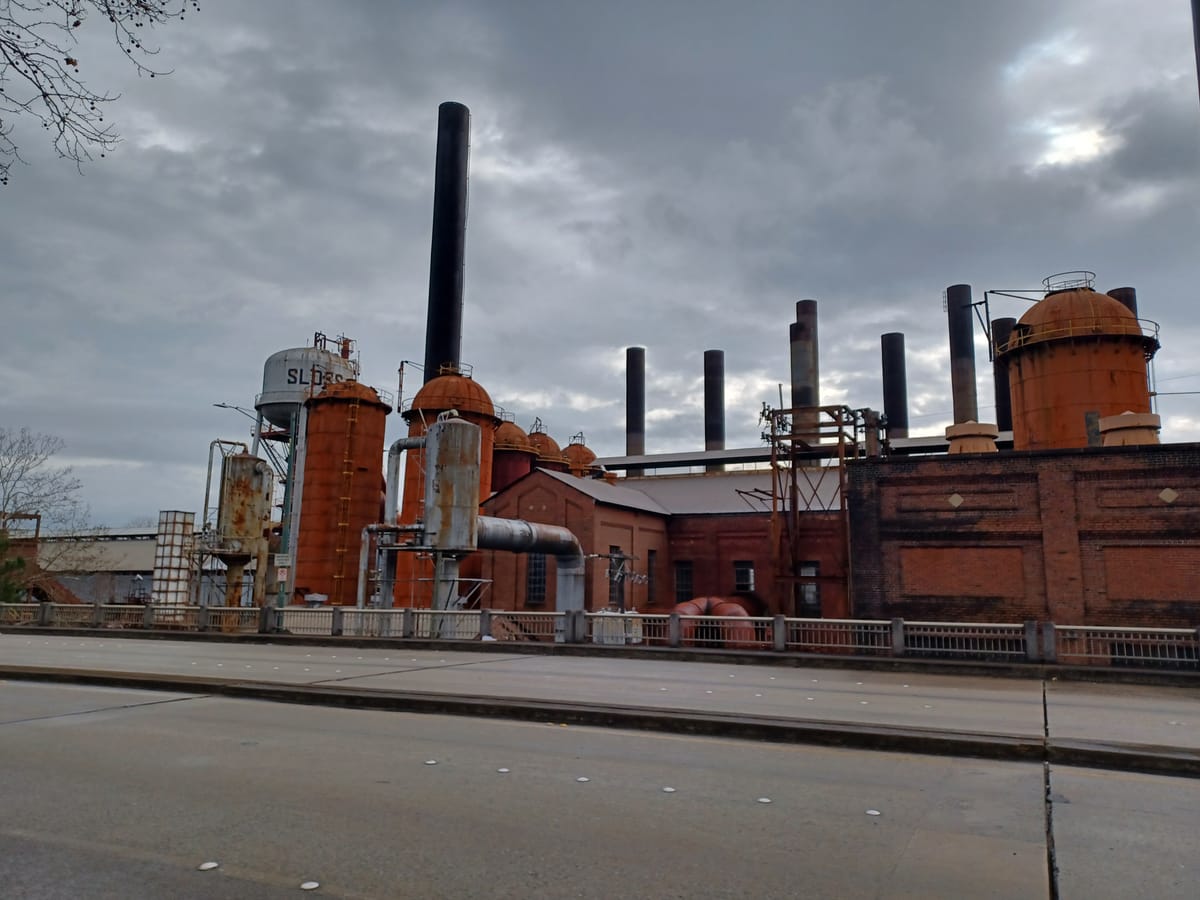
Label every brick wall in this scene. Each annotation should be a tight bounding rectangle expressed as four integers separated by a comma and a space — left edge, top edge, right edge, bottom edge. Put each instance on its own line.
848, 443, 1200, 626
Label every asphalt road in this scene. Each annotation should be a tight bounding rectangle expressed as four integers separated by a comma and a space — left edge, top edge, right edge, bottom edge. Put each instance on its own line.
1, 681, 1197, 899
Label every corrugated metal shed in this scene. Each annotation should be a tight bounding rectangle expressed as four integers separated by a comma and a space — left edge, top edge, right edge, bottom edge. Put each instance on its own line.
38, 530, 158, 573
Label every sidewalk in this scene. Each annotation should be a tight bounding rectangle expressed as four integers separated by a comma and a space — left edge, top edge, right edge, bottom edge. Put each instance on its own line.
2, 633, 1197, 774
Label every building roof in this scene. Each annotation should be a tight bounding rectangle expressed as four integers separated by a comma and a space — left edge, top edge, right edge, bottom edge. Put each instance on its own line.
38, 531, 158, 573
624, 470, 777, 514
535, 469, 669, 515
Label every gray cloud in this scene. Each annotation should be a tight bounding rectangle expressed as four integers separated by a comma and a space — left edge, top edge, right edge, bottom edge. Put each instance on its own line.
1, 0, 1197, 525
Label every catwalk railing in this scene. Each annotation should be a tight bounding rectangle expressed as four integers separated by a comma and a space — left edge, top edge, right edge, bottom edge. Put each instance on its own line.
4, 603, 1198, 671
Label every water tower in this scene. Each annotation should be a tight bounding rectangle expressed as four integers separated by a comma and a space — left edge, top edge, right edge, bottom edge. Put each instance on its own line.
252, 332, 361, 605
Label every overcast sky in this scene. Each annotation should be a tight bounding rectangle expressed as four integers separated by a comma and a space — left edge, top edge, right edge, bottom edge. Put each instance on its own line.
2, 0, 1198, 527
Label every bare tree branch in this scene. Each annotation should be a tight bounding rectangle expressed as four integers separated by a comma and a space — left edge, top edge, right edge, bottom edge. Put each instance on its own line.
0, 425, 103, 596
0, 0, 199, 185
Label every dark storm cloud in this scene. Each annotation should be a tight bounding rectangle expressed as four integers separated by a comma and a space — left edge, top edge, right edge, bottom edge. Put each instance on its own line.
1, 0, 1197, 525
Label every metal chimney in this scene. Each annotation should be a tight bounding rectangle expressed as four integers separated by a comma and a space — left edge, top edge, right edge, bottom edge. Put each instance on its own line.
946, 284, 978, 423
1106, 286, 1138, 317
703, 349, 726, 472
789, 300, 820, 439
880, 333, 909, 440
991, 317, 1017, 433
422, 101, 471, 383
626, 346, 646, 475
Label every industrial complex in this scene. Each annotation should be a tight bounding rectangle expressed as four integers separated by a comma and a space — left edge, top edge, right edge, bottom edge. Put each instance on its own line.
17, 102, 1199, 632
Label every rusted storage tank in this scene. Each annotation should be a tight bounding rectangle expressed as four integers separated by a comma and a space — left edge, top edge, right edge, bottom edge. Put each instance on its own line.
996, 275, 1158, 451
564, 435, 599, 478
294, 381, 389, 605
217, 454, 274, 549
395, 367, 499, 606
492, 418, 536, 492
527, 425, 569, 473
215, 453, 274, 608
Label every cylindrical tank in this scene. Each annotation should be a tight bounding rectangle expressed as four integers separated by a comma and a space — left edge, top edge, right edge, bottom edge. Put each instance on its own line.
564, 437, 598, 478
527, 428, 569, 473
293, 381, 389, 605
395, 369, 498, 607
998, 284, 1158, 451
256, 346, 359, 430
492, 419, 536, 492
216, 454, 274, 555
423, 414, 481, 553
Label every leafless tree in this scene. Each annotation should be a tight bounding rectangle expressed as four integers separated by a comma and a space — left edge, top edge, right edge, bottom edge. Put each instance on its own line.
0, 0, 199, 185
0, 426, 101, 598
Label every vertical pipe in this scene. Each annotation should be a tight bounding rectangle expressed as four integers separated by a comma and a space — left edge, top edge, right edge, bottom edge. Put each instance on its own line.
789, 300, 820, 440
946, 284, 978, 423
991, 317, 1017, 433
626, 346, 646, 474
880, 333, 909, 440
703, 349, 725, 472
1106, 286, 1138, 317
423, 101, 471, 382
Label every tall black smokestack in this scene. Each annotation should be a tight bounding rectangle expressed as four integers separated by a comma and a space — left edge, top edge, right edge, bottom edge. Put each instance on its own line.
789, 300, 820, 439
946, 284, 978, 423
880, 333, 909, 440
703, 349, 726, 472
423, 101, 471, 383
1107, 286, 1138, 317
1192, 0, 1200, 110
626, 347, 646, 475
991, 317, 1017, 433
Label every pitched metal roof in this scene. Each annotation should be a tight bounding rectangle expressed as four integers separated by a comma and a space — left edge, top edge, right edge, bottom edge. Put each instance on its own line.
535, 469, 670, 515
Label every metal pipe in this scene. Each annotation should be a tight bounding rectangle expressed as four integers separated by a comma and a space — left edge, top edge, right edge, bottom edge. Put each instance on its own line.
880, 333, 909, 440
423, 101, 471, 382
626, 346, 646, 474
1107, 286, 1138, 317
703, 349, 725, 472
386, 436, 426, 524
1192, 0, 1200, 111
946, 284, 978, 423
477, 515, 586, 613
991, 317, 1017, 433
356, 523, 424, 609
789, 300, 820, 439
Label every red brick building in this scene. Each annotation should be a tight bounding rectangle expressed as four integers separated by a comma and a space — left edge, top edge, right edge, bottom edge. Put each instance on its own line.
847, 443, 1200, 626
478, 469, 848, 616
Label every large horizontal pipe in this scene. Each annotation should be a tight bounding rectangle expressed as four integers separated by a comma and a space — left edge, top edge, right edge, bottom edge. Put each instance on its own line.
477, 515, 585, 612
